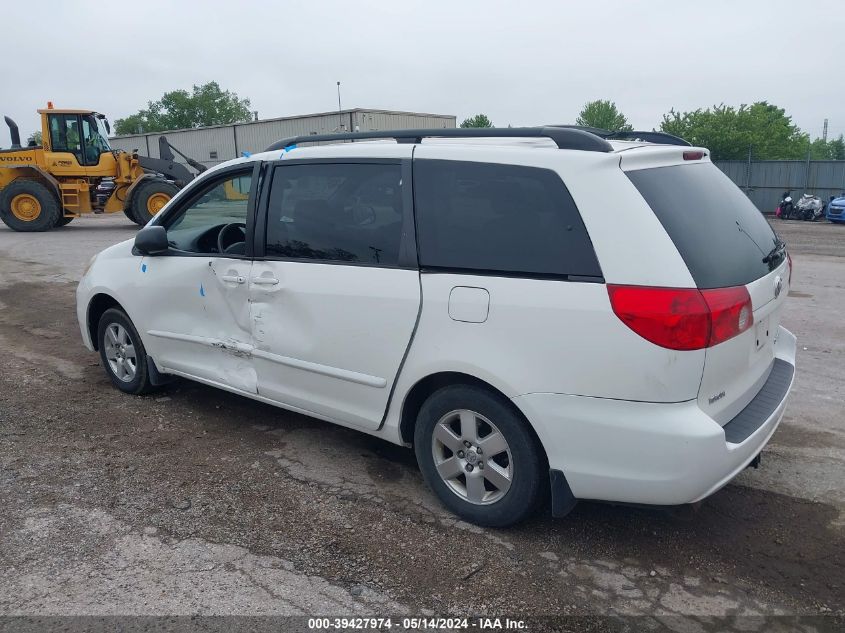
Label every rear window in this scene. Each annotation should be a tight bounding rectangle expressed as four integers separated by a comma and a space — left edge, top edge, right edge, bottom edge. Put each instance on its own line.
414, 160, 602, 279
627, 163, 783, 289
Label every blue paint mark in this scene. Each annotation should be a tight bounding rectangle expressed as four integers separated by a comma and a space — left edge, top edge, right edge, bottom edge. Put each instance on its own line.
241, 151, 252, 158
280, 144, 298, 159
199, 284, 205, 297
141, 263, 147, 273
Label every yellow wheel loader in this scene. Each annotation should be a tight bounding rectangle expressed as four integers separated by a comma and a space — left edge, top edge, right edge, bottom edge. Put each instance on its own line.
0, 104, 206, 232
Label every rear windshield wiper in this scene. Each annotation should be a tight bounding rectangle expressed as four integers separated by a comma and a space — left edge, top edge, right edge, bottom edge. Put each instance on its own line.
762, 239, 786, 264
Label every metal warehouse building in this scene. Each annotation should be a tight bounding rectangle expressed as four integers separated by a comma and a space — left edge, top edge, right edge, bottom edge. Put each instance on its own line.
109, 108, 456, 168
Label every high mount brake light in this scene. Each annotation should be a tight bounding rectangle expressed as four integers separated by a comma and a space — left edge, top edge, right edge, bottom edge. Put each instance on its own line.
683, 151, 706, 160
607, 285, 753, 351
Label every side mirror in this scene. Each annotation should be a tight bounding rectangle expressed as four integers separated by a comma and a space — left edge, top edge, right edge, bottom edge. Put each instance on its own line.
104, 119, 111, 134
134, 225, 169, 255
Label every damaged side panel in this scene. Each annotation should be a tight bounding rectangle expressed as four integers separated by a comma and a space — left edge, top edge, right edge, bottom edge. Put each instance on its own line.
137, 256, 258, 393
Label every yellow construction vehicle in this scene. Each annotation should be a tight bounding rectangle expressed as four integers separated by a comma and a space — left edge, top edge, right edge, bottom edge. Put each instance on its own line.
0, 103, 204, 231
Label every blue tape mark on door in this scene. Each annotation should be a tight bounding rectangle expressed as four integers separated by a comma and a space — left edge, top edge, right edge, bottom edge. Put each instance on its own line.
199, 284, 205, 297
141, 263, 147, 273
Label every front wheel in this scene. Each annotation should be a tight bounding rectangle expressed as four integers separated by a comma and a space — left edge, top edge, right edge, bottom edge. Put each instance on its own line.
97, 308, 156, 395
414, 385, 547, 527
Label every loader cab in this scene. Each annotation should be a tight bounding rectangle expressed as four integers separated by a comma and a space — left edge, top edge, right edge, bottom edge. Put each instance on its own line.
41, 109, 112, 169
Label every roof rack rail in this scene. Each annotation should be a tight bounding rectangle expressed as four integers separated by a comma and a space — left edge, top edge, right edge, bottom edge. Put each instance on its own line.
265, 126, 614, 153
548, 125, 691, 147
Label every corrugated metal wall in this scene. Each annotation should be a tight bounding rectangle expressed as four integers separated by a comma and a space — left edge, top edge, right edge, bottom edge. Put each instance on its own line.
109, 109, 456, 168
715, 160, 845, 212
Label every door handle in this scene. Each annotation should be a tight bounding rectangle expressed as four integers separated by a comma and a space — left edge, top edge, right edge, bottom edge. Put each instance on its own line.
252, 277, 280, 285
221, 275, 246, 284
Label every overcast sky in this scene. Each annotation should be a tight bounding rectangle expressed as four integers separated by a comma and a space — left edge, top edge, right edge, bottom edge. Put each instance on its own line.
2, 0, 843, 147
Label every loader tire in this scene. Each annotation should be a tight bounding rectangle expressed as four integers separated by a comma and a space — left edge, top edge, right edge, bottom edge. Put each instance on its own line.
55, 215, 74, 227
129, 180, 179, 225
0, 180, 61, 232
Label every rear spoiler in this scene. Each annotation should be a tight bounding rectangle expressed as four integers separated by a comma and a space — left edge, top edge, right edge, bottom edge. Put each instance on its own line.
547, 125, 691, 147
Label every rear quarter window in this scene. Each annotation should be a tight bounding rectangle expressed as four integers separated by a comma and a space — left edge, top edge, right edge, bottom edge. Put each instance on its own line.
413, 160, 602, 279
627, 163, 783, 289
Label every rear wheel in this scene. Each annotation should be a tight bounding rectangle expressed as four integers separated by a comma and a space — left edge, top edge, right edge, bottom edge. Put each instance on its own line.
0, 180, 61, 232
414, 385, 547, 527
129, 180, 179, 225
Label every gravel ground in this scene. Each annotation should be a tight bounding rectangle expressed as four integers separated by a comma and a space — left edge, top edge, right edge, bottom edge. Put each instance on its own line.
0, 214, 843, 630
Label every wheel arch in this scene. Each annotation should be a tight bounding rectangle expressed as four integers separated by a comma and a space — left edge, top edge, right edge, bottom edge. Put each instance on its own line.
398, 371, 548, 464
123, 173, 155, 211
87, 293, 127, 350
0, 166, 61, 202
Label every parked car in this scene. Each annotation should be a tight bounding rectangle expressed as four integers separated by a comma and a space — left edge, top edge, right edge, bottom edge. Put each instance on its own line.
826, 194, 845, 223
76, 127, 796, 527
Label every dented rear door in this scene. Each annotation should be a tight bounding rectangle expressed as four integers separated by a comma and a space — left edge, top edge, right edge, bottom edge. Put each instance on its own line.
248, 157, 420, 430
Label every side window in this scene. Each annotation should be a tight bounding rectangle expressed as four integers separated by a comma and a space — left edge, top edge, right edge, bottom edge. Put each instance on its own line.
266, 163, 404, 266
414, 160, 602, 278
163, 170, 253, 255
49, 114, 82, 163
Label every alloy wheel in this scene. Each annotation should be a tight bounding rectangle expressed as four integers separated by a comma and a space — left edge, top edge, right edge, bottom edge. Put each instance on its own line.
431, 409, 513, 505
103, 323, 137, 382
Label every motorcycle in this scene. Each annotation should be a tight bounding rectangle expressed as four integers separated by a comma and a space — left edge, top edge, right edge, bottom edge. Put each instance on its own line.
776, 191, 794, 219
795, 193, 825, 221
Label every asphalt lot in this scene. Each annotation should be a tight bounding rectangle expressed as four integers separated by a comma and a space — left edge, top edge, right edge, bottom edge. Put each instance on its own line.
0, 214, 843, 628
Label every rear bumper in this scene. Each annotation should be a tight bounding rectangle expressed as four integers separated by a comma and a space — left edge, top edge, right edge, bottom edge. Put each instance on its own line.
514, 326, 797, 509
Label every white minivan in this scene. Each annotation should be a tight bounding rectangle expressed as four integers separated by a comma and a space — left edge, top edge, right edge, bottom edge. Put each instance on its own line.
77, 127, 796, 526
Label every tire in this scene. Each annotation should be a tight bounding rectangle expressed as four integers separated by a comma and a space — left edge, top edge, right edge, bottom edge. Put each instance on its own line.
129, 180, 179, 225
414, 384, 547, 527
97, 308, 156, 395
0, 180, 61, 232
55, 215, 74, 227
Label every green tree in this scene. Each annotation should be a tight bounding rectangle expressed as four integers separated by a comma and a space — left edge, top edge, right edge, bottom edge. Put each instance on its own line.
114, 82, 252, 135
809, 135, 845, 160
113, 113, 147, 135
460, 114, 493, 128
830, 136, 845, 160
26, 131, 42, 146
660, 102, 808, 160
576, 100, 633, 132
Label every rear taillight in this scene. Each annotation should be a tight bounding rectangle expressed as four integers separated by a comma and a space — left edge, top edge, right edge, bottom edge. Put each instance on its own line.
607, 285, 753, 351
701, 286, 754, 347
